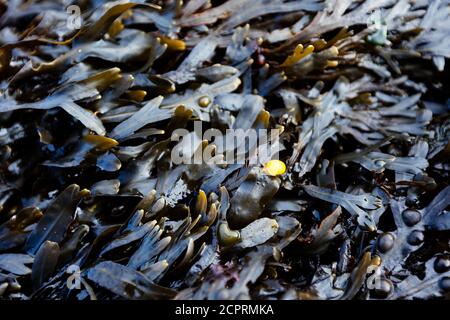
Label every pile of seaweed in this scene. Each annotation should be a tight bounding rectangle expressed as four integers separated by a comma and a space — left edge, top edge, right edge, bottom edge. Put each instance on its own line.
0, 0, 449, 300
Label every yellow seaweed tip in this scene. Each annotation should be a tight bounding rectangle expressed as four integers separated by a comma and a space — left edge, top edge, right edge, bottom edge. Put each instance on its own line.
263, 160, 287, 176
281, 44, 315, 67
326, 60, 339, 68
312, 39, 327, 51
218, 222, 241, 247
127, 90, 147, 102
160, 36, 186, 51
371, 255, 382, 267
84, 135, 119, 150
108, 20, 125, 38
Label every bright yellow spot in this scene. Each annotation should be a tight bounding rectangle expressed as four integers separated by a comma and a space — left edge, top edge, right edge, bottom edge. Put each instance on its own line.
263, 160, 286, 176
